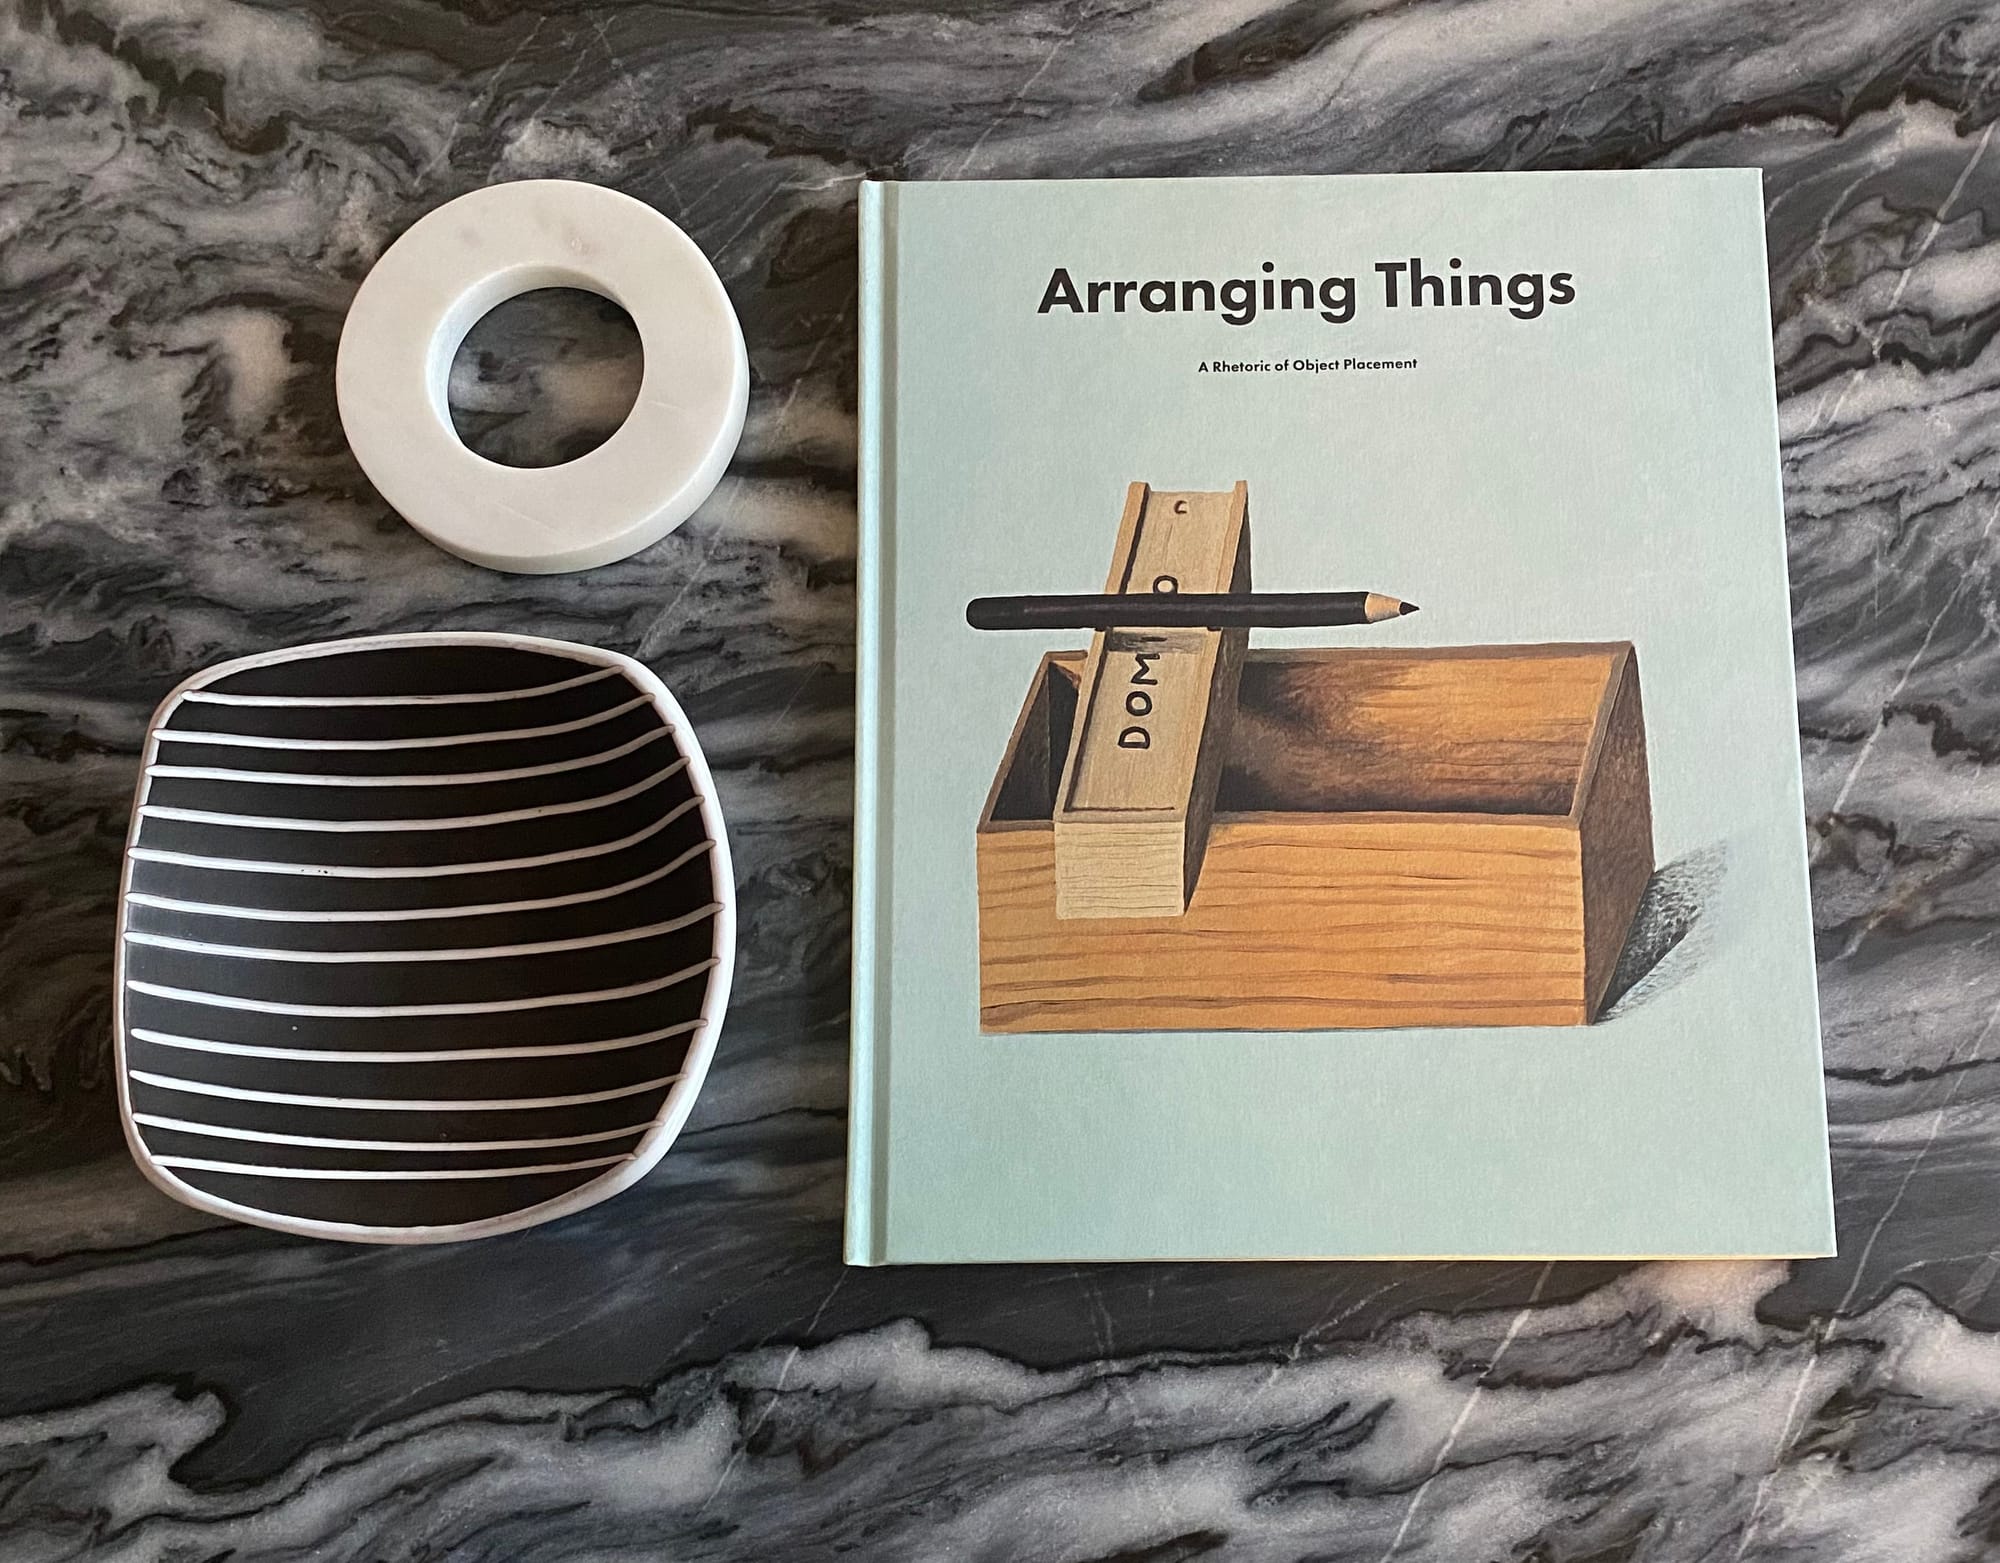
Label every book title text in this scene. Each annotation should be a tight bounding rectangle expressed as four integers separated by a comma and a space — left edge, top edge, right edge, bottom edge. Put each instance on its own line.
1037, 259, 1576, 325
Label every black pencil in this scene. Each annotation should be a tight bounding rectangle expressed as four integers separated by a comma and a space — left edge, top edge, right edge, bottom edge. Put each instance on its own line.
965, 591, 1418, 632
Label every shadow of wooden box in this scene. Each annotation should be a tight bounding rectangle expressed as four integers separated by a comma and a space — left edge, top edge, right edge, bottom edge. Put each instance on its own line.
976, 642, 1654, 1032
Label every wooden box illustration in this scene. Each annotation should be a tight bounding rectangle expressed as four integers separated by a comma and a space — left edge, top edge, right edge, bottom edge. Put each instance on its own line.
972, 482, 1655, 1033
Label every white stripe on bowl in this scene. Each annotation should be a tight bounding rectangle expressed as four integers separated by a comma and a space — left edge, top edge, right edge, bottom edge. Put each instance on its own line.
123, 839, 713, 923
129, 1018, 705, 1063
126, 903, 721, 964
128, 1068, 688, 1110
137, 758, 688, 832
127, 795, 702, 878
132, 1112, 659, 1152
126, 957, 717, 1017
181, 667, 621, 708
152, 1154, 633, 1181
154, 694, 653, 750
148, 725, 673, 788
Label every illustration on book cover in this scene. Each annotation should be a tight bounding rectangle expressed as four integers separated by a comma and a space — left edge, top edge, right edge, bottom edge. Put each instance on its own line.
970, 480, 1690, 1035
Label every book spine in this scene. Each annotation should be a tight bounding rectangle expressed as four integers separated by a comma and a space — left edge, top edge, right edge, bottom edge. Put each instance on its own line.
845, 179, 896, 1266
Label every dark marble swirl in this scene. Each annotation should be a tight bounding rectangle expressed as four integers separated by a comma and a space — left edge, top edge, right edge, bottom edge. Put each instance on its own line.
6, 0, 2000, 1557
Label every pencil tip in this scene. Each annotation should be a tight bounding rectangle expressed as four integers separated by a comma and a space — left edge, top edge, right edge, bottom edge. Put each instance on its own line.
1400, 601, 1419, 616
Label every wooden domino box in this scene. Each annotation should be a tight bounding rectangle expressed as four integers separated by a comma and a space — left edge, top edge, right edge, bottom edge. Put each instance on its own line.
973, 480, 1655, 1032
976, 641, 1653, 1031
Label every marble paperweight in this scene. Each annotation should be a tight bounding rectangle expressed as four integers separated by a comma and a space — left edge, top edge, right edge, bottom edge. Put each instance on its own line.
112, 633, 734, 1243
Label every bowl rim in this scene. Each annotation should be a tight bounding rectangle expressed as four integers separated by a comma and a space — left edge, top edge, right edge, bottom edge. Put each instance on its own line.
113, 630, 736, 1244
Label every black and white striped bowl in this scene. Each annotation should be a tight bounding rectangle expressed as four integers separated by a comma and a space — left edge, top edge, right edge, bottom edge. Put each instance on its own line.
113, 633, 733, 1243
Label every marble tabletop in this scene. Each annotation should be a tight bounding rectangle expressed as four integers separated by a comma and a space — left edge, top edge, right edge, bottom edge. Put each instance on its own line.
4, 1, 1998, 1557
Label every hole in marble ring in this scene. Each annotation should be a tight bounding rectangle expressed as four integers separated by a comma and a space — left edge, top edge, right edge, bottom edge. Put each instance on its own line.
446, 287, 644, 468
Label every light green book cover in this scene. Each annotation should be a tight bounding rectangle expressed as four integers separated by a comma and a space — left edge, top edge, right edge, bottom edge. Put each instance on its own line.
850, 171, 1833, 1265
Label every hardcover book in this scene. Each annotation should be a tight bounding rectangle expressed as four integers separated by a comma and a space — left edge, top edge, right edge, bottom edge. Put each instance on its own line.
849, 171, 1833, 1264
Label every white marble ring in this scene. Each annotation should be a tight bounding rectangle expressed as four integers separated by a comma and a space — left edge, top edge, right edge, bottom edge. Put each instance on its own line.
336, 181, 748, 574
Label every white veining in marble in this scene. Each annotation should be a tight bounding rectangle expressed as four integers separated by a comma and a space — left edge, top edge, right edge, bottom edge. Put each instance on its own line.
5, 0, 2000, 1556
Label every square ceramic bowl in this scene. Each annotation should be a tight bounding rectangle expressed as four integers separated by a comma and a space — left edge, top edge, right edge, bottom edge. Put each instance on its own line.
113, 632, 732, 1243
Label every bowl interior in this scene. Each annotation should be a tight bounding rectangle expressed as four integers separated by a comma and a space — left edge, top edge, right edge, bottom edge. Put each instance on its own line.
118, 637, 727, 1238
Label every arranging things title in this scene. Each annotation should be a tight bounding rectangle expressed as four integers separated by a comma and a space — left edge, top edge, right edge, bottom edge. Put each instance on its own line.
1038, 258, 1576, 325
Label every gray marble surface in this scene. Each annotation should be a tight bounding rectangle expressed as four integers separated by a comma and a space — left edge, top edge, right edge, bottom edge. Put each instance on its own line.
2, 0, 1998, 1557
